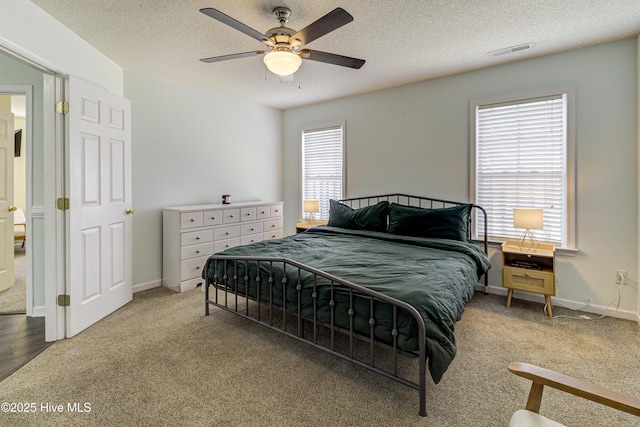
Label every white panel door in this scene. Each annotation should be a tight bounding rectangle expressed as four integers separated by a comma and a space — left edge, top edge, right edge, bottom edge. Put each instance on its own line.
0, 110, 15, 293
67, 76, 132, 337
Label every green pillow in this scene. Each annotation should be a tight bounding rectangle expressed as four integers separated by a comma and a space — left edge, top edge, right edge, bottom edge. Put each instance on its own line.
327, 200, 389, 232
388, 203, 472, 241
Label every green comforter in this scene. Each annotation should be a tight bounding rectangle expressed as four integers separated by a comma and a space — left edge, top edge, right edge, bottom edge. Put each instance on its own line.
203, 226, 491, 383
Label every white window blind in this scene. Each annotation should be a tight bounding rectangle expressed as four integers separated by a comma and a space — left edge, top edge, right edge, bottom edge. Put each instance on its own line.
302, 125, 344, 219
474, 94, 568, 246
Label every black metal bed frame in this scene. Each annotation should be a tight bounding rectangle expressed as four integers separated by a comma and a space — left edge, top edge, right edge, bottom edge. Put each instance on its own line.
204, 194, 489, 416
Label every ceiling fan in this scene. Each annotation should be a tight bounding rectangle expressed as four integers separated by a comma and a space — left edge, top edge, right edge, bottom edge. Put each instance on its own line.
199, 6, 365, 77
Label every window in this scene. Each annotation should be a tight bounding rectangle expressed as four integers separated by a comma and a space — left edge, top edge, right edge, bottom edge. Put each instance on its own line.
301, 124, 345, 220
471, 91, 574, 248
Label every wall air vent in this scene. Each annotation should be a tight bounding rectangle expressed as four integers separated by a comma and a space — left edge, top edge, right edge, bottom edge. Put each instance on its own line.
488, 43, 534, 57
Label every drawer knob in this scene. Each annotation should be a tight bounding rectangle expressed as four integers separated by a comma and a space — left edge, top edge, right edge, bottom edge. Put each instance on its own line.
211, 217, 216, 220
225, 244, 229, 248
196, 266, 200, 270
225, 232, 230, 235
190, 218, 195, 222
251, 228, 255, 231
196, 236, 200, 240
196, 250, 200, 254
230, 215, 234, 218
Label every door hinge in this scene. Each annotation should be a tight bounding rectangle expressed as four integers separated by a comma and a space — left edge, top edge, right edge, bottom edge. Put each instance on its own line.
56, 101, 69, 114
57, 294, 70, 307
57, 197, 70, 210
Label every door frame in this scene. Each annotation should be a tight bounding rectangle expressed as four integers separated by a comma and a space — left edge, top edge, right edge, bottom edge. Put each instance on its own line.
0, 85, 33, 315
0, 41, 66, 341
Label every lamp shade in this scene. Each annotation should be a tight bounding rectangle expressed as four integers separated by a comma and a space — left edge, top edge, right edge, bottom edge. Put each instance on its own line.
263, 51, 302, 76
303, 199, 320, 214
513, 208, 543, 229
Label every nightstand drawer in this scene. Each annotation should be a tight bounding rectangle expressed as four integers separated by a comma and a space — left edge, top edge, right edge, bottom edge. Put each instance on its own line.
503, 266, 555, 295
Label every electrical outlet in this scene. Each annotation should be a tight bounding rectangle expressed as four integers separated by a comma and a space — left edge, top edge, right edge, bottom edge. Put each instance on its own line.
614, 269, 627, 285
586, 297, 592, 305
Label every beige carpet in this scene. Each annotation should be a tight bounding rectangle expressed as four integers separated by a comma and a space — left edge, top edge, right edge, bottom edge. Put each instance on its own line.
0, 247, 26, 314
0, 286, 638, 427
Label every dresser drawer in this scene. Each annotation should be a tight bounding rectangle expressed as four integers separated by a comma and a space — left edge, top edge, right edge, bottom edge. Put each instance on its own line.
256, 206, 270, 219
241, 222, 263, 235
181, 242, 213, 260
214, 225, 240, 240
181, 212, 203, 229
240, 207, 257, 222
264, 229, 283, 240
263, 218, 283, 231
270, 204, 283, 218
214, 238, 240, 253
203, 210, 222, 226
241, 234, 263, 245
222, 208, 240, 223
180, 255, 209, 281
181, 230, 213, 246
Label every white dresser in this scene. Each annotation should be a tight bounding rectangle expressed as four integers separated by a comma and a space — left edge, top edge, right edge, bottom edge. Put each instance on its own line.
162, 201, 284, 292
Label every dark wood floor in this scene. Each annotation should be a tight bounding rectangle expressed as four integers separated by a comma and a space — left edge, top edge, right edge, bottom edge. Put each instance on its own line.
0, 314, 52, 382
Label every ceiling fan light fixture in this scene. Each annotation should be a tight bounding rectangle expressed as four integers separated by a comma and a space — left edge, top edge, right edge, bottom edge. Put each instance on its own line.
263, 51, 302, 76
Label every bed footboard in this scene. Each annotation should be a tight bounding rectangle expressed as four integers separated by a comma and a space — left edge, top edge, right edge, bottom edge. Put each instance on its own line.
204, 256, 429, 417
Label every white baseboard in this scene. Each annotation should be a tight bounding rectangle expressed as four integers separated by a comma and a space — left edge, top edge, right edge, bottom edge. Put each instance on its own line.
133, 279, 161, 293
31, 305, 46, 317
476, 284, 638, 322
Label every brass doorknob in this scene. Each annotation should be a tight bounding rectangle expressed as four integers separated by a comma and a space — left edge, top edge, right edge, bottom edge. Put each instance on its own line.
8, 205, 17, 212
125, 208, 136, 215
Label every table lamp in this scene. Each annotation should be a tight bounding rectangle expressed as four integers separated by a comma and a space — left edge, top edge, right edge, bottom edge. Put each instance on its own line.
303, 199, 320, 224
513, 208, 543, 250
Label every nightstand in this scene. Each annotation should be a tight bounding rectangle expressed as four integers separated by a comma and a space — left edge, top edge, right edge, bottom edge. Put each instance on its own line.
501, 241, 556, 316
295, 220, 327, 233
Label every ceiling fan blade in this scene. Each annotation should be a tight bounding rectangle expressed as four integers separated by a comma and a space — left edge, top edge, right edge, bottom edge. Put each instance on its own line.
200, 8, 273, 46
300, 49, 365, 69
289, 8, 353, 46
200, 51, 265, 63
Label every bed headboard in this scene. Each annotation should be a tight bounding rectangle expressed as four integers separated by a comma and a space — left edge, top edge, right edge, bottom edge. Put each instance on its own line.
338, 193, 488, 255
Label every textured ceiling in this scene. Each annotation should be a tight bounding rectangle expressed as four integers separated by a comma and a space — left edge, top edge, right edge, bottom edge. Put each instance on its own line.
31, 0, 640, 110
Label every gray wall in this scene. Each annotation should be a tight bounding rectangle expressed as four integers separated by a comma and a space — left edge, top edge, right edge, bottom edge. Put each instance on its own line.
283, 38, 638, 314
124, 71, 283, 287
